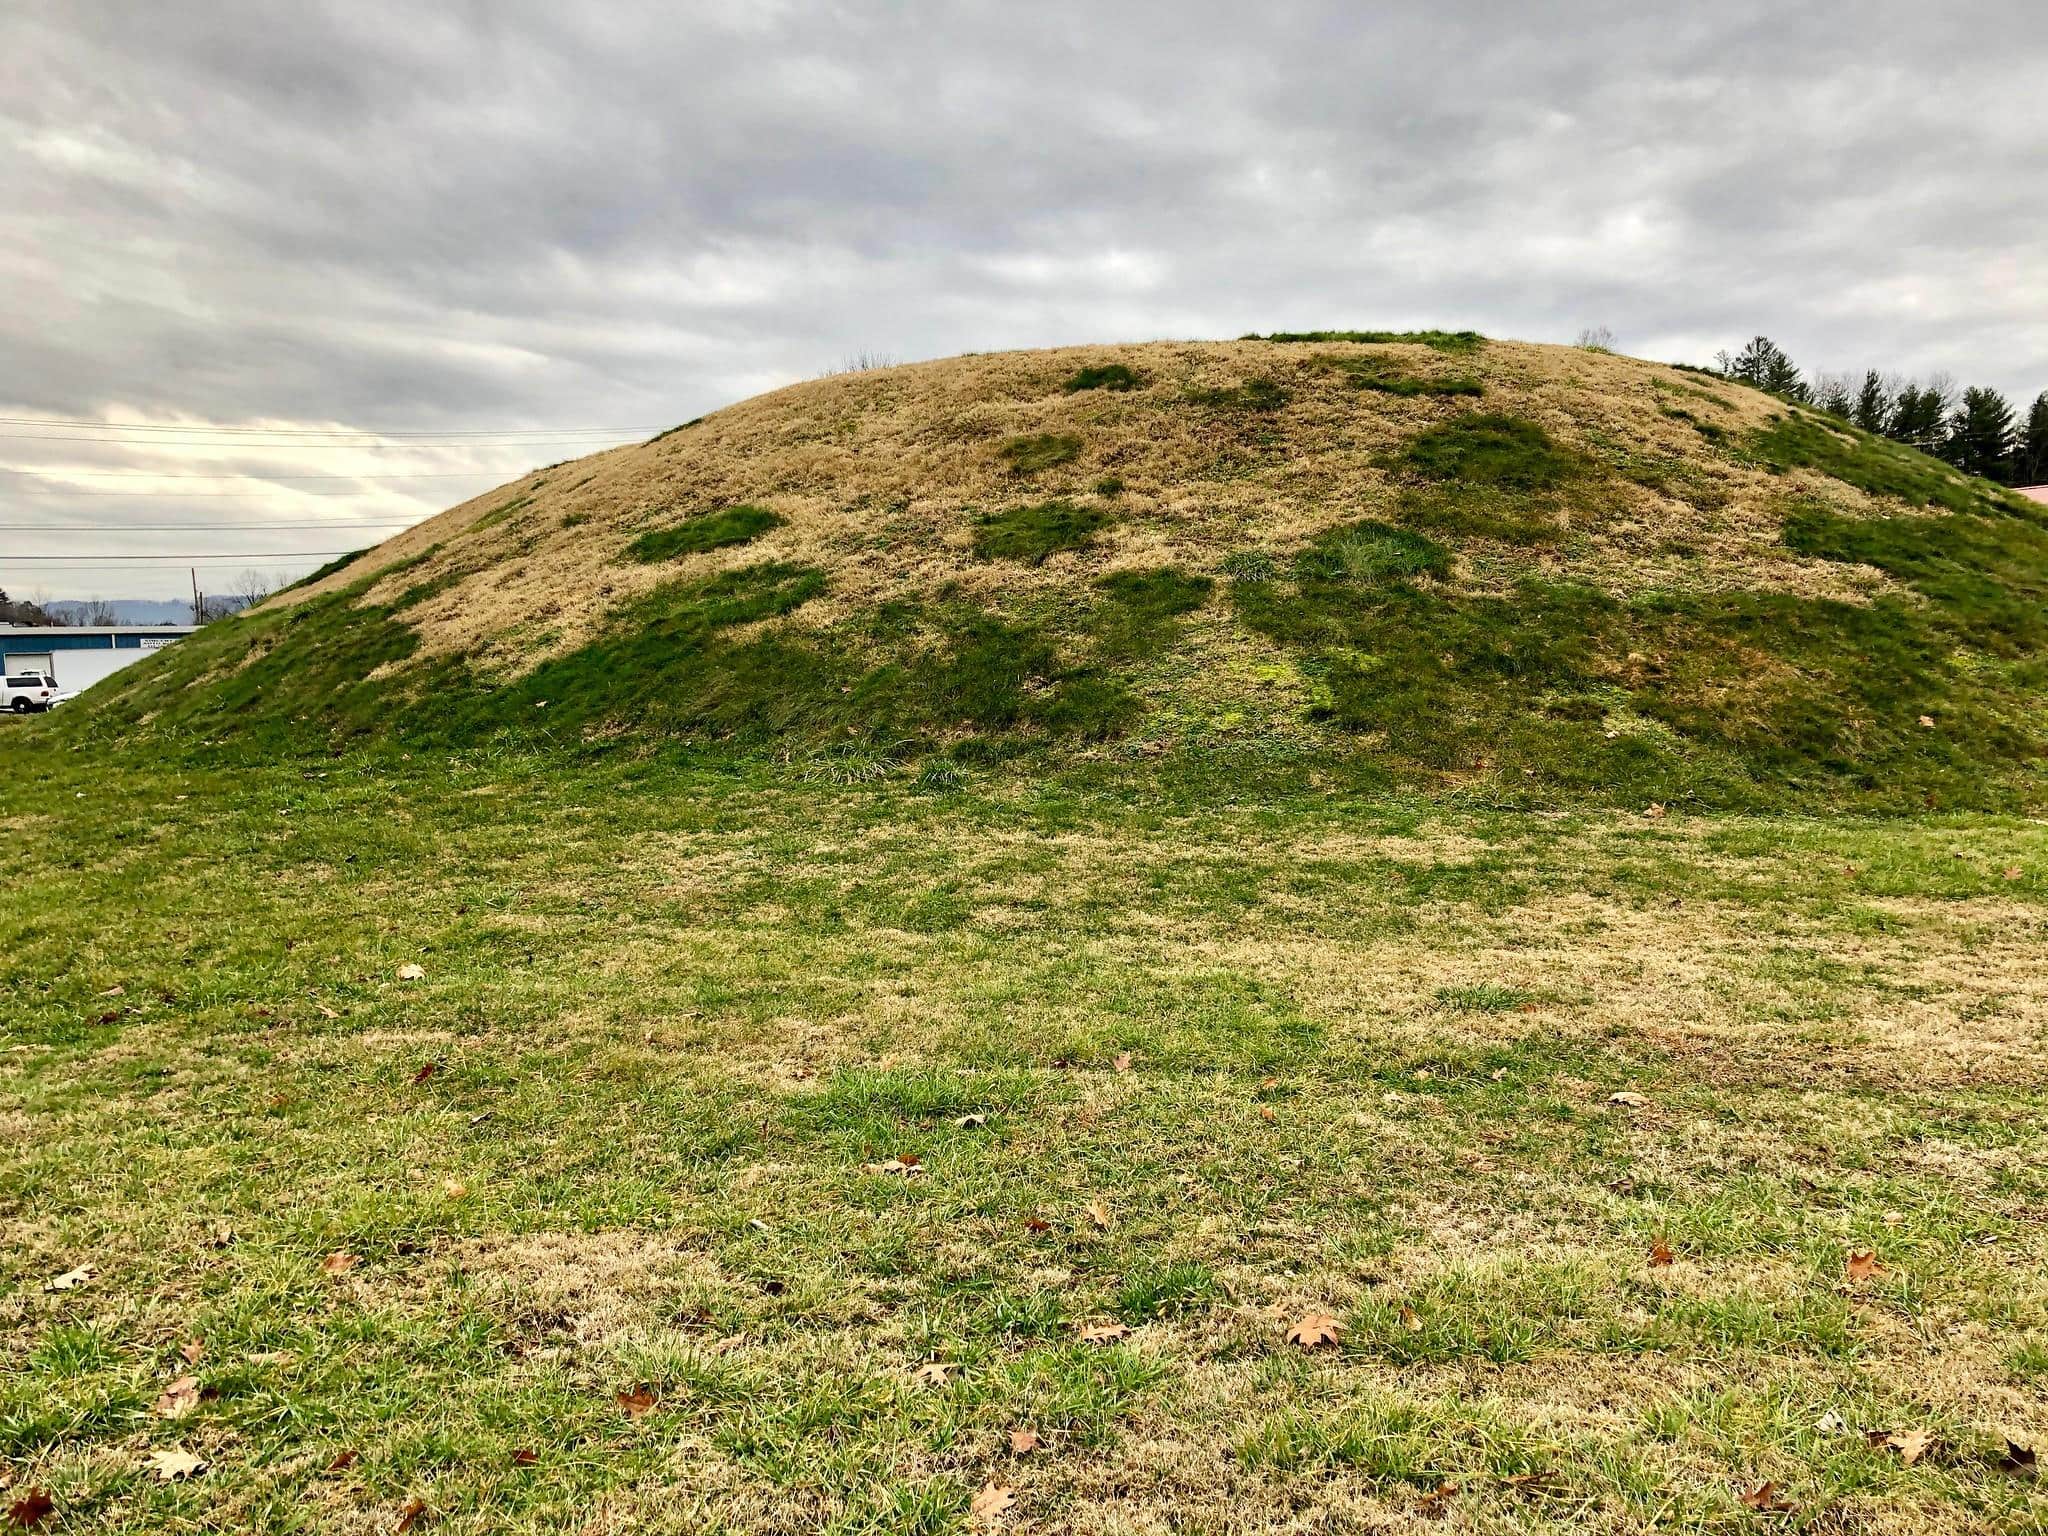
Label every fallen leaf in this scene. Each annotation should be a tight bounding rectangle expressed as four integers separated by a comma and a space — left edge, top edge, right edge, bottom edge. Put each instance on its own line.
1886, 1428, 1932, 1466
155, 1375, 202, 1418
1399, 1305, 1424, 1333
1845, 1249, 1887, 1282
1083, 1198, 1112, 1230
44, 1263, 96, 1292
863, 1157, 924, 1177
146, 1448, 207, 1482
1023, 1216, 1052, 1234
1815, 1410, 1846, 1435
1009, 1427, 1043, 1454
181, 1337, 205, 1366
396, 963, 426, 981
1259, 1104, 1276, 1121
100, 985, 125, 998
1416, 1481, 1458, 1516
1642, 803, 1667, 819
5, 1490, 54, 1529
1918, 714, 1936, 729
1648, 1240, 1675, 1267
321, 1251, 360, 1276
410, 1062, 437, 1085
1079, 1321, 1131, 1344
209, 1220, 236, 1248
1113, 1051, 1133, 1073
968, 1481, 1016, 1527
911, 1361, 957, 1387
616, 1386, 657, 1418
326, 1450, 360, 1473
442, 1180, 467, 1200
1998, 1439, 2037, 1476
511, 1448, 539, 1467
1739, 1480, 1794, 1512
1285, 1312, 1344, 1349
393, 1497, 428, 1533
1607, 1091, 1648, 1108
2004, 866, 2023, 881
314, 1003, 340, 1020
953, 1112, 988, 1128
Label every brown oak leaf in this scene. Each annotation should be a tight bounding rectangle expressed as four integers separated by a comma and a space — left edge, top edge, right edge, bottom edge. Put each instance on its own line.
616, 1386, 657, 1418
1079, 1321, 1131, 1344
6, 1490, 54, 1529
911, 1361, 957, 1387
321, 1251, 361, 1276
155, 1375, 202, 1418
1845, 1249, 1887, 1283
968, 1481, 1016, 1527
146, 1448, 207, 1482
1113, 1051, 1133, 1073
44, 1264, 96, 1292
1648, 1240, 1675, 1267
393, 1496, 428, 1533
1740, 1481, 1794, 1512
1886, 1429, 1932, 1466
1285, 1312, 1344, 1349
1009, 1427, 1043, 1454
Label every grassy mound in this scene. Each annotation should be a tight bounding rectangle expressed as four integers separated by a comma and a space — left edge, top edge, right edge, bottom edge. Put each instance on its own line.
55, 337, 2048, 810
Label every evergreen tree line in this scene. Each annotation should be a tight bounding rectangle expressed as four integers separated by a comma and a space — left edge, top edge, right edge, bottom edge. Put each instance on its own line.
1716, 336, 2048, 486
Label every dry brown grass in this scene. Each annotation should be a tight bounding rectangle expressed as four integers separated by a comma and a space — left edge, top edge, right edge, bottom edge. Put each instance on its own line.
272, 340, 1898, 679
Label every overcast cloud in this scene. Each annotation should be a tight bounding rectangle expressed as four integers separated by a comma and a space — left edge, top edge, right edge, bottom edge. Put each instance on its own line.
4, 1, 2045, 600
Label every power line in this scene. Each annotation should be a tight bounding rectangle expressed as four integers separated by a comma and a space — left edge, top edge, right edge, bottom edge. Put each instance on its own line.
2, 487, 463, 498
0, 520, 423, 531
5, 550, 365, 561
0, 413, 656, 437
1, 467, 510, 481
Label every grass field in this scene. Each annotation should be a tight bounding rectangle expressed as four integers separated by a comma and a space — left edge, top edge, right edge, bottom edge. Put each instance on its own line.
4, 741, 2046, 1532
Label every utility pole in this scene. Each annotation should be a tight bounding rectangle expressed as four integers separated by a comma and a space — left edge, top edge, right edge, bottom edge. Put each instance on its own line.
191, 566, 202, 625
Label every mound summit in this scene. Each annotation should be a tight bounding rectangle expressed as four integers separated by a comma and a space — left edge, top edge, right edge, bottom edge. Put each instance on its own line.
80, 335, 2048, 809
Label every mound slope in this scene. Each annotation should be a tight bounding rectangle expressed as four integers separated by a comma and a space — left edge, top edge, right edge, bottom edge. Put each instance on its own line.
77, 336, 2048, 808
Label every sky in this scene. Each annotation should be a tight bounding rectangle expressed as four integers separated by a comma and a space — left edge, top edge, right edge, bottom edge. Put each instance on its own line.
4, 1, 2045, 603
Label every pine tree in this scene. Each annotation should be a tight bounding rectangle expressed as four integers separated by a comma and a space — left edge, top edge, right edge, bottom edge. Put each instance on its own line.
1889, 381, 1952, 455
1725, 336, 1807, 402
1814, 374, 1855, 418
2021, 391, 2048, 486
1852, 371, 1892, 434
1944, 387, 2016, 480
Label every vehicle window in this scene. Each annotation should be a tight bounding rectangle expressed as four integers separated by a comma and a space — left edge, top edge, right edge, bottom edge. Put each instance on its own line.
7, 675, 42, 687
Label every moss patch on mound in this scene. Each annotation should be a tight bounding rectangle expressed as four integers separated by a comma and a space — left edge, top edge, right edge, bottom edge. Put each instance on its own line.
625, 505, 782, 563
972, 500, 1109, 565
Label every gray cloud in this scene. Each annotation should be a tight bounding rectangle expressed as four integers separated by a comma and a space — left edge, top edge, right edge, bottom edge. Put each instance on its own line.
4, 0, 2045, 597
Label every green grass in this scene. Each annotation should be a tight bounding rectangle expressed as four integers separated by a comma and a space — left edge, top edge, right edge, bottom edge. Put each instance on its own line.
1394, 413, 1585, 492
1250, 329, 1487, 355
1750, 414, 2034, 518
1063, 365, 1143, 393
1316, 353, 1485, 398
1187, 378, 1289, 412
997, 434, 1082, 474
2, 743, 2045, 1532
625, 505, 783, 563
971, 500, 1108, 566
